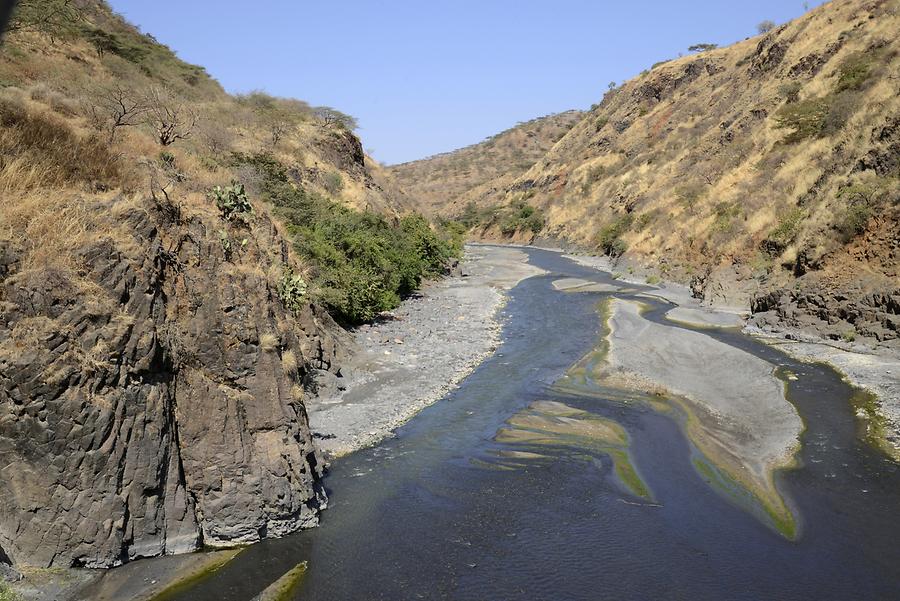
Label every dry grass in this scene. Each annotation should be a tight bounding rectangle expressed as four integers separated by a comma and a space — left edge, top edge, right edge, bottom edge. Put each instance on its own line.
281, 350, 298, 378
0, 191, 99, 272
399, 0, 900, 288
260, 332, 279, 352
0, 94, 121, 192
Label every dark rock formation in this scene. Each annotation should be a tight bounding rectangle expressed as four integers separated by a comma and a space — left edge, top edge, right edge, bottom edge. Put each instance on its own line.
751, 283, 900, 345
0, 198, 345, 568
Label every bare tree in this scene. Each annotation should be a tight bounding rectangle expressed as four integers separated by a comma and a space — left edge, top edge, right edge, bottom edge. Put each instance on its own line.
199, 121, 235, 156
145, 87, 198, 146
83, 84, 148, 144
268, 118, 289, 147
757, 20, 776, 34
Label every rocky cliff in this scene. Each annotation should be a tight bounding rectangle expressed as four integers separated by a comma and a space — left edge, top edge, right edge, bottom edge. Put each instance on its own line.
0, 195, 345, 568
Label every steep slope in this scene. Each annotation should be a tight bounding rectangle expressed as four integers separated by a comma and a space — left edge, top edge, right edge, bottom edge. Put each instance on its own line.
432, 0, 900, 345
0, 0, 451, 571
388, 111, 583, 214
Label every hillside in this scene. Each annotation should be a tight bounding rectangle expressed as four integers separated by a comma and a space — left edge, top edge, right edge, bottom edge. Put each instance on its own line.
0, 0, 458, 572
411, 0, 900, 346
388, 110, 583, 215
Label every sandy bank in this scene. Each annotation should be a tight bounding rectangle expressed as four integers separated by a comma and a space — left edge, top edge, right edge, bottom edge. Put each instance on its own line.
604, 299, 803, 528
564, 251, 900, 463
307, 245, 546, 458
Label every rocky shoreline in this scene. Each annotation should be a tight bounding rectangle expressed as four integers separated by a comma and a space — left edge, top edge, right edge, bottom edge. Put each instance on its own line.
306, 245, 546, 459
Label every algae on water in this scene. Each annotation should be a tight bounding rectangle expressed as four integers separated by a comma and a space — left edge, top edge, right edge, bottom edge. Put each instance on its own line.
487, 400, 652, 500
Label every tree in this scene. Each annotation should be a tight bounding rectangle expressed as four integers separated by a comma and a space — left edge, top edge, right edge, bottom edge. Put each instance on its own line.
688, 43, 718, 53
86, 29, 122, 58
313, 107, 358, 130
757, 20, 776, 34
83, 84, 148, 143
145, 87, 198, 146
6, 0, 84, 41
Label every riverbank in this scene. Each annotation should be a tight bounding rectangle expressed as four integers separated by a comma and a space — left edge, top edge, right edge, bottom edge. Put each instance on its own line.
563, 250, 900, 463
306, 245, 546, 458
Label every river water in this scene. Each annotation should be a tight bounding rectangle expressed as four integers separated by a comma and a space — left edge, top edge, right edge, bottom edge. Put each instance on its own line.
168, 247, 900, 601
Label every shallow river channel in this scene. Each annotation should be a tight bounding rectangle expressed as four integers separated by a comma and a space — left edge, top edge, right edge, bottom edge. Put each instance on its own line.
166, 247, 900, 601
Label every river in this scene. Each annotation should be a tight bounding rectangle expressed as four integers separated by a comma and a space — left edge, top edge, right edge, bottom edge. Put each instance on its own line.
164, 247, 900, 601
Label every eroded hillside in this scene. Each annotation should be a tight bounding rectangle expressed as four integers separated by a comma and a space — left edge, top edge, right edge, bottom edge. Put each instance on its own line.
405, 0, 900, 346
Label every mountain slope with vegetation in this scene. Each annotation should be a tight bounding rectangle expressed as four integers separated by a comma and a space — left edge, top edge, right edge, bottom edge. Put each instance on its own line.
407, 0, 900, 346
388, 110, 583, 216
0, 0, 458, 574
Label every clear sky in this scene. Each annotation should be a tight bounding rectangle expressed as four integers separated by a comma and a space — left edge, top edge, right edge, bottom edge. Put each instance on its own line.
107, 0, 825, 165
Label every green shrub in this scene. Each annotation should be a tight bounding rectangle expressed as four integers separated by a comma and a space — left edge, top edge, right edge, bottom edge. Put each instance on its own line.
836, 52, 876, 92
499, 203, 545, 235
765, 207, 805, 250
634, 211, 656, 231
324, 171, 343, 195
595, 116, 609, 132
774, 97, 829, 143
711, 202, 742, 233
597, 214, 633, 256
209, 181, 253, 221
837, 203, 872, 241
646, 274, 661, 285
778, 81, 802, 104
159, 150, 176, 169
234, 155, 458, 324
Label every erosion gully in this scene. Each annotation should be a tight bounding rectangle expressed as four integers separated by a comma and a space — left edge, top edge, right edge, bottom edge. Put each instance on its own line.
165, 247, 900, 601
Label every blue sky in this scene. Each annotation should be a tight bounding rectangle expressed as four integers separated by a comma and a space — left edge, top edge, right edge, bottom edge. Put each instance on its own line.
108, 0, 825, 165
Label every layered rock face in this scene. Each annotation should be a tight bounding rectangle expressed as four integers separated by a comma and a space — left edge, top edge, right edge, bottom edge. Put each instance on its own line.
0, 198, 343, 568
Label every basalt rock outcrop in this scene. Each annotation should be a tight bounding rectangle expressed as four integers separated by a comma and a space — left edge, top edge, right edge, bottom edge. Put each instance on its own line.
0, 197, 345, 568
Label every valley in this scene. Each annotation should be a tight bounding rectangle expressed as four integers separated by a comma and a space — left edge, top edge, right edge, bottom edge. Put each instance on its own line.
0, 0, 899, 599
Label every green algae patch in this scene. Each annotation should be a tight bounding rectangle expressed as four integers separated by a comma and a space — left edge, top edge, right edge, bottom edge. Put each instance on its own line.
492, 400, 652, 500
850, 387, 900, 462
555, 298, 801, 538
692, 456, 797, 539
253, 561, 308, 601
148, 548, 245, 601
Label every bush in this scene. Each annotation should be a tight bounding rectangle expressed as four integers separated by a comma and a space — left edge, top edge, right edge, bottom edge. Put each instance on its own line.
836, 203, 872, 242
778, 82, 802, 104
836, 52, 876, 92
675, 183, 705, 213
209, 181, 253, 220
499, 203, 545, 236
597, 214, 633, 256
711, 202, 742, 233
774, 97, 829, 143
765, 207, 805, 251
235, 154, 459, 325
324, 171, 343, 195
0, 581, 20, 601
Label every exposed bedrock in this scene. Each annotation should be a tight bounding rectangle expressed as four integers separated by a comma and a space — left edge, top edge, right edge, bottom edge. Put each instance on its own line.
0, 199, 344, 568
